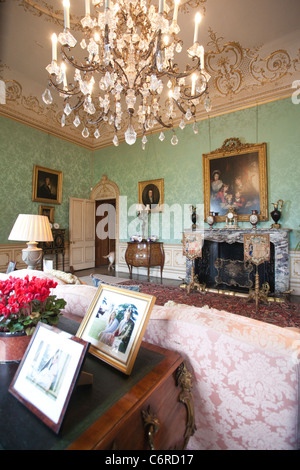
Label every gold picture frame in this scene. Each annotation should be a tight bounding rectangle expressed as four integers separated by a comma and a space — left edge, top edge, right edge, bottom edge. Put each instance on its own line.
38, 205, 55, 223
32, 165, 63, 205
138, 178, 164, 212
203, 138, 268, 222
76, 284, 156, 375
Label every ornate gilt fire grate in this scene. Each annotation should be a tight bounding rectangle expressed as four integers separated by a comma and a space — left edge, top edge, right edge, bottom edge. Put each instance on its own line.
214, 258, 254, 289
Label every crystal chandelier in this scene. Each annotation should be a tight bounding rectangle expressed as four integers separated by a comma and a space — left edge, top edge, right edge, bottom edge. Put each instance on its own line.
42, 0, 211, 147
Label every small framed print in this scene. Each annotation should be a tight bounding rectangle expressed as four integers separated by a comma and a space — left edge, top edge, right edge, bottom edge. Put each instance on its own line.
76, 285, 156, 375
39, 205, 55, 223
138, 178, 164, 212
9, 323, 89, 434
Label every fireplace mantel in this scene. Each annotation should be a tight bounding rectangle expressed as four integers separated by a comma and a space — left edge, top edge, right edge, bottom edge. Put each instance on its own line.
184, 228, 291, 294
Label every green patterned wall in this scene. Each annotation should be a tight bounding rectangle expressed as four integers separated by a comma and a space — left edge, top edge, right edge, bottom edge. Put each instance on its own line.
0, 116, 91, 243
92, 97, 300, 248
1, 97, 300, 248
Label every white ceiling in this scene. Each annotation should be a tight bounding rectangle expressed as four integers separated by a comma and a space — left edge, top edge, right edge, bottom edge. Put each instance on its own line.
1, 0, 300, 149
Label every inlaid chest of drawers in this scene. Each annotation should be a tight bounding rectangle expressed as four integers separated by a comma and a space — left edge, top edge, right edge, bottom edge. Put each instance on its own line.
125, 241, 165, 281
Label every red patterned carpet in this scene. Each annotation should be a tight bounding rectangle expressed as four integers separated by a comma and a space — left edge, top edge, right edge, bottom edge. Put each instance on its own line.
122, 280, 300, 328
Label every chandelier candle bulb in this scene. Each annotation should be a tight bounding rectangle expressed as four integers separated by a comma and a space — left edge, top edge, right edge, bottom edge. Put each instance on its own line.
159, 0, 164, 14
105, 0, 110, 10
193, 12, 202, 44
85, 0, 90, 16
61, 63, 67, 90
51, 33, 57, 62
191, 73, 196, 95
199, 45, 204, 69
63, 0, 70, 29
173, 0, 180, 22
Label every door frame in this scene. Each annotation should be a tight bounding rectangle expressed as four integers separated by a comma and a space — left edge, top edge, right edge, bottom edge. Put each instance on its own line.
90, 175, 120, 270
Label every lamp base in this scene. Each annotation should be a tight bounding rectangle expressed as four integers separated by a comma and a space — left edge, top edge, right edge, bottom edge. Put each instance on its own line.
22, 242, 43, 270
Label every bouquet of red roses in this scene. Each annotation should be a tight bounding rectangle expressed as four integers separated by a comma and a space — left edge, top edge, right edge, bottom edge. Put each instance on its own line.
0, 275, 66, 335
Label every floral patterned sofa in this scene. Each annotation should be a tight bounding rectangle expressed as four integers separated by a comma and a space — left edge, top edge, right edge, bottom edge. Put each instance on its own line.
1, 269, 300, 450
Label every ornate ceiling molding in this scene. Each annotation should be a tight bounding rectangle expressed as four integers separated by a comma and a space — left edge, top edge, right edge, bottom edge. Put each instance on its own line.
205, 29, 296, 100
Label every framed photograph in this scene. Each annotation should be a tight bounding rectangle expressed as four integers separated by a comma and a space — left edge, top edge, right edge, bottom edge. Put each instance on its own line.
32, 165, 63, 205
203, 138, 268, 222
76, 285, 156, 375
39, 205, 55, 223
9, 323, 89, 434
138, 178, 164, 212
6, 261, 16, 274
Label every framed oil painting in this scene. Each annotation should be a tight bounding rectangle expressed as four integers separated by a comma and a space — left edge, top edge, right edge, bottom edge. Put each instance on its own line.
203, 138, 268, 222
9, 323, 89, 434
138, 178, 164, 212
32, 165, 63, 205
76, 284, 156, 375
39, 205, 55, 223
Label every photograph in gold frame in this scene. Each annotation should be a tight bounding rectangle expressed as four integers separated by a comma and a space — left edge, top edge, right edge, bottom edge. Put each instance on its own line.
203, 138, 268, 222
76, 284, 156, 375
138, 178, 164, 212
32, 165, 63, 205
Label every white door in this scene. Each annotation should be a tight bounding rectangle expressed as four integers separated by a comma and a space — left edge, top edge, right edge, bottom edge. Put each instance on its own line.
69, 197, 95, 271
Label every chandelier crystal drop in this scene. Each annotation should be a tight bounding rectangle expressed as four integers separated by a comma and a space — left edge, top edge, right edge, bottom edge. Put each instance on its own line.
42, 0, 211, 146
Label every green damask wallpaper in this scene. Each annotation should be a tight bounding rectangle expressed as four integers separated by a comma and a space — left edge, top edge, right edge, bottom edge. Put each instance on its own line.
1, 96, 300, 248
92, 97, 300, 248
0, 116, 91, 242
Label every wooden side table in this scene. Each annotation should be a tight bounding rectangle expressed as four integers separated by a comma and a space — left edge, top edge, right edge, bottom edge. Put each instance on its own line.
0, 318, 195, 451
39, 228, 65, 271
125, 241, 165, 282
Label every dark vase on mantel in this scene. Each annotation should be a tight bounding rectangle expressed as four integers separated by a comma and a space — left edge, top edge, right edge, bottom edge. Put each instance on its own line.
271, 199, 284, 229
191, 206, 197, 230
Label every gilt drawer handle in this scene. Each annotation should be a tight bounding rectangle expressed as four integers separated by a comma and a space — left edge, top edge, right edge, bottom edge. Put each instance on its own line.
142, 406, 160, 450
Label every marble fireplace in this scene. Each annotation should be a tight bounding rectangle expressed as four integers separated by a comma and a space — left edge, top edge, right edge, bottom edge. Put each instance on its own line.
185, 228, 290, 296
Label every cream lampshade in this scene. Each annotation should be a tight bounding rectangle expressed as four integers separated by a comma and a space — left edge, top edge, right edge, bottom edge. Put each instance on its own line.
8, 214, 53, 270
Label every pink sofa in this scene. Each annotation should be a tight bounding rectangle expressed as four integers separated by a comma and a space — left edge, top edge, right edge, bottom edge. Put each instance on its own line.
1, 270, 300, 450
143, 302, 300, 450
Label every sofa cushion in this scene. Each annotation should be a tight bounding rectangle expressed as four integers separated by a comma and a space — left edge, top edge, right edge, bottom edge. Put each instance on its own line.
51, 284, 97, 318
44, 269, 82, 284
90, 274, 141, 291
0, 269, 66, 284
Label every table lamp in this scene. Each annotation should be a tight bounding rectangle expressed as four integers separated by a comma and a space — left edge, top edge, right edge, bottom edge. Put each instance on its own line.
8, 214, 53, 270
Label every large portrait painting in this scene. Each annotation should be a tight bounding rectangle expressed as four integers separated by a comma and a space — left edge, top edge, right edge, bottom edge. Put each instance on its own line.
203, 138, 268, 222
